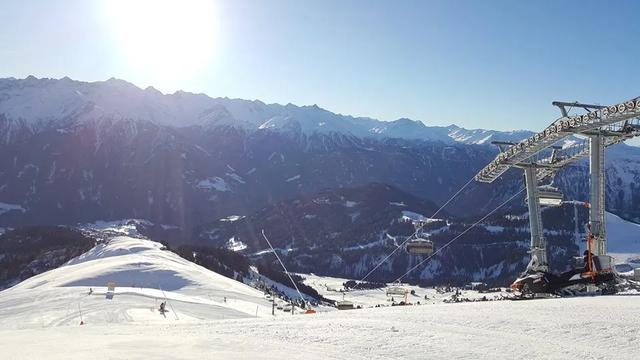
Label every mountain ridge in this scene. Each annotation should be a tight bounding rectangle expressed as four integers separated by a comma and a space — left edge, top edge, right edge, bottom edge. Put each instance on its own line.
1, 76, 640, 285
0, 76, 533, 145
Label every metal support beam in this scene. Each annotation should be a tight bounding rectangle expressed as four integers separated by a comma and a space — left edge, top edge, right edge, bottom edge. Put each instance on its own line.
524, 166, 548, 272
475, 97, 639, 183
552, 101, 606, 117
589, 133, 607, 255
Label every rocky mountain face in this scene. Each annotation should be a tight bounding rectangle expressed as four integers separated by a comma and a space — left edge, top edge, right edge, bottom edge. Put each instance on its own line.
1, 76, 639, 285
204, 183, 445, 251
0, 77, 514, 231
0, 116, 502, 229
554, 145, 640, 223
197, 183, 586, 285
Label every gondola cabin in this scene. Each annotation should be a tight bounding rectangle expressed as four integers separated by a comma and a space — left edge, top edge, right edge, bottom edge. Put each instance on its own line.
406, 237, 434, 255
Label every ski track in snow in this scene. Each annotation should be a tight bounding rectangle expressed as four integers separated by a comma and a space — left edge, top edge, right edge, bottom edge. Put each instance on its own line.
0, 236, 278, 329
0, 223, 639, 359
0, 296, 638, 359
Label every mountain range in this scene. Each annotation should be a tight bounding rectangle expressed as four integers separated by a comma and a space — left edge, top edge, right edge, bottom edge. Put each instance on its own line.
0, 76, 532, 144
2, 76, 640, 284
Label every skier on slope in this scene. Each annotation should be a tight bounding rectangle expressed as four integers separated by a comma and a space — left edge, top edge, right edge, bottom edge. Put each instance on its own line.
159, 301, 166, 313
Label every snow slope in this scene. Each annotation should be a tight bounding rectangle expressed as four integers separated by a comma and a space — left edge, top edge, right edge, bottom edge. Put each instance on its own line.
0, 296, 638, 359
0, 235, 277, 328
0, 224, 638, 359
606, 212, 640, 253
605, 212, 640, 271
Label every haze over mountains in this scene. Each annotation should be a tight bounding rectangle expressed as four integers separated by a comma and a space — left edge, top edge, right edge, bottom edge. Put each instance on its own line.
2, 76, 640, 283
0, 76, 532, 144
0, 76, 521, 228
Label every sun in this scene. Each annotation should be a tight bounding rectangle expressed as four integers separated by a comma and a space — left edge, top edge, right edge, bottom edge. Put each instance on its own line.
103, 0, 217, 87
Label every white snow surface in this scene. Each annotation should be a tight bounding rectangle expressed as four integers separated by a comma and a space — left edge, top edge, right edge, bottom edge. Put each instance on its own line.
196, 177, 230, 192
345, 200, 358, 208
77, 219, 151, 236
220, 215, 245, 222
0, 236, 277, 330
0, 202, 25, 215
300, 274, 505, 307
226, 237, 248, 252
400, 210, 441, 223
1, 293, 638, 359
0, 233, 639, 359
389, 201, 407, 207
606, 212, 640, 253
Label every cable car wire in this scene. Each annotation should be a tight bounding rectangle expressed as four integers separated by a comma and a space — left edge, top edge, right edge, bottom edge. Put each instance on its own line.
393, 187, 525, 283
356, 175, 477, 285
261, 229, 307, 305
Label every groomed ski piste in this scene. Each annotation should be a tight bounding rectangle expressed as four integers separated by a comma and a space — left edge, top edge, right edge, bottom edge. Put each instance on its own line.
0, 222, 639, 359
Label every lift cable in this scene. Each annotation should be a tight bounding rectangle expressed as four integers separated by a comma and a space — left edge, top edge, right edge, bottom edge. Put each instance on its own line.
261, 229, 307, 305
356, 175, 477, 285
393, 187, 526, 283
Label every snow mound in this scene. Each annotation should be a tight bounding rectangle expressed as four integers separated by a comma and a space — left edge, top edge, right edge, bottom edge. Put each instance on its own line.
0, 235, 274, 329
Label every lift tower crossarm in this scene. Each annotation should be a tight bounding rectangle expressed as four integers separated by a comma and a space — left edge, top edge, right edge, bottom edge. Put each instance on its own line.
475, 98, 640, 183
533, 132, 637, 180
552, 101, 605, 117
476, 97, 640, 276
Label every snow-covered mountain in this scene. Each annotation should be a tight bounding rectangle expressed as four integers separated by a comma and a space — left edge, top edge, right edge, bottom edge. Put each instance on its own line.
0, 76, 534, 232
2, 76, 640, 285
2, 228, 638, 359
0, 76, 529, 144
1, 220, 638, 360
205, 181, 640, 285
0, 228, 278, 328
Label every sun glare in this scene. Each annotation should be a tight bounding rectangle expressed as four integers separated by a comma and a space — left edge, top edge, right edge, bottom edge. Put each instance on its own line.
103, 0, 217, 87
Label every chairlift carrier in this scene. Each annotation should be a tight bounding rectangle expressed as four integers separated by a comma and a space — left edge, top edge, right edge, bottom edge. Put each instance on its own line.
537, 185, 563, 207
386, 286, 408, 296
406, 237, 435, 255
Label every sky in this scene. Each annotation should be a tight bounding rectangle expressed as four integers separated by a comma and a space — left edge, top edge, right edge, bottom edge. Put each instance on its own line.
0, 0, 638, 131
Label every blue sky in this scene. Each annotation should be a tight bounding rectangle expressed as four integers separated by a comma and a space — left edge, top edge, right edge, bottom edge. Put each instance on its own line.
0, 0, 638, 131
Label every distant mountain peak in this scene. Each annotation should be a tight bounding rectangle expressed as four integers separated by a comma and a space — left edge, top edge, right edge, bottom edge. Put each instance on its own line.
0, 76, 533, 145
